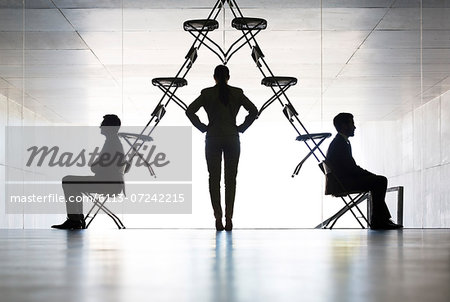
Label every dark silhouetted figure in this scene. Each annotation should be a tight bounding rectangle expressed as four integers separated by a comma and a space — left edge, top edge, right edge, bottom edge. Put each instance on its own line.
186, 65, 258, 231
326, 113, 402, 230
52, 114, 125, 230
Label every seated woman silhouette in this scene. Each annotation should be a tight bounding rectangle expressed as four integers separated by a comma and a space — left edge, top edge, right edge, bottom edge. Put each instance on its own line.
186, 65, 258, 231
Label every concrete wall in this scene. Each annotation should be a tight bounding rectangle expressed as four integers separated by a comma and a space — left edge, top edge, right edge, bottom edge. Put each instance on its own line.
359, 90, 450, 228
0, 93, 55, 228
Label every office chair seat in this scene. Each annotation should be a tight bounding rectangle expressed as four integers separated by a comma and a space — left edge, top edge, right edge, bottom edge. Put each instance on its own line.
152, 77, 188, 88
232, 17, 267, 30
296, 132, 332, 142
262, 76, 297, 87
183, 19, 219, 31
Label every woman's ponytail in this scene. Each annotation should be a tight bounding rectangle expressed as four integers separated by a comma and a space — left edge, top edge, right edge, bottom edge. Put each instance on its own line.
214, 65, 230, 106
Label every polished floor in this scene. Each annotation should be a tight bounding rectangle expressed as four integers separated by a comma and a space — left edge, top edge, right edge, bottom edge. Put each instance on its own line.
0, 229, 449, 302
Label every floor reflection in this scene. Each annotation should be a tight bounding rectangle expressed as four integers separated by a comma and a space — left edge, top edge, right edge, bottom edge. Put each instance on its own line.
64, 231, 86, 301
212, 232, 235, 302
0, 230, 449, 302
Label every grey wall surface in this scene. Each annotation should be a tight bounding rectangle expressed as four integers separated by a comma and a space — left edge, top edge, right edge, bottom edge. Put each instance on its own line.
359, 90, 450, 228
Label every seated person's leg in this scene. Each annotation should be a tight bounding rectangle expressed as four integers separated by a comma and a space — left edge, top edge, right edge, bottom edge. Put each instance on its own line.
52, 175, 98, 229
368, 175, 391, 224
63, 175, 86, 222
341, 174, 391, 223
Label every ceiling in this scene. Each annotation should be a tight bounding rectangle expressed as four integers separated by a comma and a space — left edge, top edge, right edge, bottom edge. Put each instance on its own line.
0, 0, 450, 124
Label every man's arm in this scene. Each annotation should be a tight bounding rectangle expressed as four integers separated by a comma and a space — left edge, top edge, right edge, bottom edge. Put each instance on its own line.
186, 93, 208, 133
237, 91, 258, 133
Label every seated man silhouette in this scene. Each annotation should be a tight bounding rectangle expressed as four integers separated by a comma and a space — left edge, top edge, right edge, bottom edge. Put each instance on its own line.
326, 113, 402, 230
52, 114, 125, 230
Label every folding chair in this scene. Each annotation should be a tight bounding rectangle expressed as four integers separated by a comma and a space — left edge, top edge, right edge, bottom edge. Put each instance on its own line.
257, 76, 333, 176
316, 161, 371, 229
84, 132, 156, 229
315, 162, 405, 229
317, 191, 371, 230
292, 133, 332, 177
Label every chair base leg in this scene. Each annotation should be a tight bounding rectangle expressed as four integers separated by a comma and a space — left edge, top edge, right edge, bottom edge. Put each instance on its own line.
315, 193, 370, 229
84, 194, 126, 230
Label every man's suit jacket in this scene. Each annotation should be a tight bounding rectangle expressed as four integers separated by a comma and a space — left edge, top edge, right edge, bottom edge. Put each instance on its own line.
91, 136, 125, 183
326, 134, 372, 181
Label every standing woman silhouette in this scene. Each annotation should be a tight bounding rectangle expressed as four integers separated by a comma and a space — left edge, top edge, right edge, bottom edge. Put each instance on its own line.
186, 65, 258, 231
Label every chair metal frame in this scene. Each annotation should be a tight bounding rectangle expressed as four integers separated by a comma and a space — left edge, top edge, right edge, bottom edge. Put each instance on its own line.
318, 161, 372, 229
83, 132, 155, 229
318, 192, 371, 230
84, 192, 126, 229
